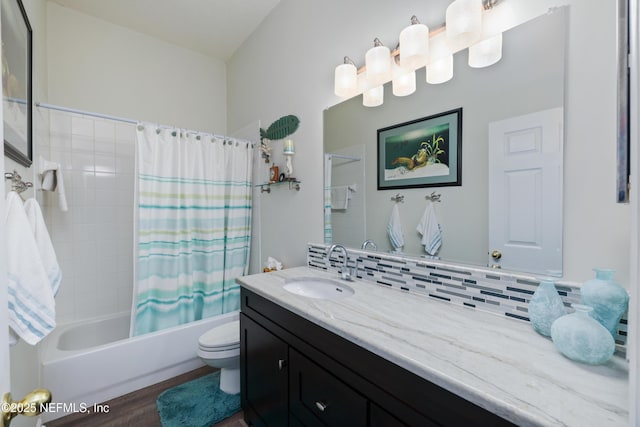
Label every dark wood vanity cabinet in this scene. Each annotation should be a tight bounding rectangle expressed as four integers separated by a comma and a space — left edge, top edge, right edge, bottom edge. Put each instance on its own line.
240, 288, 515, 427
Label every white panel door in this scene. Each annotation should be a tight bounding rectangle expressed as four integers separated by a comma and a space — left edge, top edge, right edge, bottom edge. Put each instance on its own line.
488, 108, 563, 275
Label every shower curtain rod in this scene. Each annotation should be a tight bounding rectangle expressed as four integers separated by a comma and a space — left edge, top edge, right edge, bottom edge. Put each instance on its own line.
35, 102, 255, 145
36, 102, 138, 124
327, 153, 361, 161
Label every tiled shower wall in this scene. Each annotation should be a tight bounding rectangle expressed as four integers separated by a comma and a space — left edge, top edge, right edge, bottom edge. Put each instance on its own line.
38, 108, 136, 324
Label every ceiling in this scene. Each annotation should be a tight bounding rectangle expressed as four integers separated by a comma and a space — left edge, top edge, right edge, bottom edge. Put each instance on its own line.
46, 0, 281, 61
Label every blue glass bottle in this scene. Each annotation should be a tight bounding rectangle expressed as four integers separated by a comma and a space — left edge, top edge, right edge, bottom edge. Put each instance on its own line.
580, 268, 629, 339
550, 304, 615, 365
528, 279, 566, 337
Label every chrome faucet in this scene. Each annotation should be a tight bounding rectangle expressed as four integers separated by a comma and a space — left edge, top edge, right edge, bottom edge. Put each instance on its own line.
327, 244, 353, 281
361, 239, 378, 251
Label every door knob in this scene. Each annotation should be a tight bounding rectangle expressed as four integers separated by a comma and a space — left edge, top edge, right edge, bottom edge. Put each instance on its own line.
278, 359, 287, 370
491, 250, 502, 260
1, 389, 52, 427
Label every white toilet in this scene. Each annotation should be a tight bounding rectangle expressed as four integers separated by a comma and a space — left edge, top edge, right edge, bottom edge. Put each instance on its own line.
197, 319, 240, 394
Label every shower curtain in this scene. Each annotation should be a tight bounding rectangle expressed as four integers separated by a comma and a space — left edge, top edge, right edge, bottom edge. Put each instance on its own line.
324, 154, 332, 244
131, 126, 254, 336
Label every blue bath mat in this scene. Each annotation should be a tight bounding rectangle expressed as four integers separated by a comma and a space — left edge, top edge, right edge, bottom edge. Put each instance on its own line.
156, 371, 240, 427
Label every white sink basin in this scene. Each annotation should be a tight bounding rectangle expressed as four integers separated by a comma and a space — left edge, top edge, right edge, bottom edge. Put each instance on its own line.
283, 277, 354, 300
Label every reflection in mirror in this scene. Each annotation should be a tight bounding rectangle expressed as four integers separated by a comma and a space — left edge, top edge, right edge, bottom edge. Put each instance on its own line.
324, 8, 566, 276
325, 145, 366, 246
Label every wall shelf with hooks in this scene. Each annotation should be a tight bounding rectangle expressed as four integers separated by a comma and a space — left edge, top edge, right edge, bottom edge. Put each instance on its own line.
257, 178, 301, 193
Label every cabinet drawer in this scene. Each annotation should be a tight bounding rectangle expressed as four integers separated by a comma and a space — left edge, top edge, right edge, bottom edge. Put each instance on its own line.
290, 348, 367, 427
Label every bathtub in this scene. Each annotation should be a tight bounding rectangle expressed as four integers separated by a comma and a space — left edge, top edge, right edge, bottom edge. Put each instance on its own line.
40, 310, 238, 421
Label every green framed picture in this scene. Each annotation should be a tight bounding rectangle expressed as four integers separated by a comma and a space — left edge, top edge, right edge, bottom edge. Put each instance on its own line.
377, 108, 462, 190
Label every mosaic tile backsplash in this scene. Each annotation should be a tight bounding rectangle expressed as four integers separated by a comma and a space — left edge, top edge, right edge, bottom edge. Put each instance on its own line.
307, 244, 628, 348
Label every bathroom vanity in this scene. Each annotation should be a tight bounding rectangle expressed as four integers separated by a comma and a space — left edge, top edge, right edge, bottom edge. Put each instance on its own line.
238, 266, 628, 427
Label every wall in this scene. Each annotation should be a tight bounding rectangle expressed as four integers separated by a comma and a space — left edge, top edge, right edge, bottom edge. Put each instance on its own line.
227, 0, 630, 286
45, 2, 227, 134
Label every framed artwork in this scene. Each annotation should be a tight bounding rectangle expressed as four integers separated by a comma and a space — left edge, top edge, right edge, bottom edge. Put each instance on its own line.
377, 108, 462, 190
2, 0, 32, 167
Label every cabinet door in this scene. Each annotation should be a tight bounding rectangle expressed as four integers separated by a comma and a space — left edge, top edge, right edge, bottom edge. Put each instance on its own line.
289, 348, 367, 427
241, 314, 289, 427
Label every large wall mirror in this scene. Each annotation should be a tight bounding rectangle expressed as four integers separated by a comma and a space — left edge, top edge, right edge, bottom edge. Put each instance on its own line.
324, 8, 566, 275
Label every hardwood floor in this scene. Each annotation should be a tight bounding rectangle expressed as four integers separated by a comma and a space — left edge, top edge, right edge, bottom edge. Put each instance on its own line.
45, 366, 247, 427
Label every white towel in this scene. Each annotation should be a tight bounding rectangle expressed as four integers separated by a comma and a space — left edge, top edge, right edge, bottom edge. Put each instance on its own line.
5, 192, 56, 345
330, 186, 351, 210
39, 156, 68, 212
24, 198, 62, 296
387, 204, 404, 251
416, 202, 442, 255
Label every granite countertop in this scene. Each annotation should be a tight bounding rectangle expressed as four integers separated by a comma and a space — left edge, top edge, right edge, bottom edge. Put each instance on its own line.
238, 266, 628, 427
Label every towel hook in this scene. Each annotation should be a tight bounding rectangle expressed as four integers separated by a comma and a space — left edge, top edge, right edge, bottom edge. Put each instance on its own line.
425, 191, 441, 202
390, 193, 404, 203
4, 170, 32, 195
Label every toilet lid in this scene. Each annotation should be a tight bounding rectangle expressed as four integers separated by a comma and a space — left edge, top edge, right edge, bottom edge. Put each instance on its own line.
199, 320, 239, 350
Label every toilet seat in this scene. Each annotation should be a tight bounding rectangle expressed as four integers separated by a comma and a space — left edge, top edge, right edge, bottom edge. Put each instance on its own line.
198, 320, 239, 352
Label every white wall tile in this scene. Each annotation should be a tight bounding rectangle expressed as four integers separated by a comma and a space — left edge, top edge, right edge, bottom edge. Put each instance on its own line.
71, 135, 93, 152
71, 152, 94, 171
71, 116, 94, 137
94, 120, 115, 140
44, 111, 135, 324
95, 153, 116, 173
115, 123, 136, 142
49, 111, 71, 135
50, 133, 72, 150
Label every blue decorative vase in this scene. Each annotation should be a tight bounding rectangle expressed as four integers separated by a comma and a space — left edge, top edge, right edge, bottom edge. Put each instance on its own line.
550, 304, 615, 365
580, 268, 629, 339
528, 280, 566, 337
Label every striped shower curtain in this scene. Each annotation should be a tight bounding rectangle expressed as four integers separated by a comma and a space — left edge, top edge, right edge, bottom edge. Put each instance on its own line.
324, 153, 332, 244
131, 126, 253, 336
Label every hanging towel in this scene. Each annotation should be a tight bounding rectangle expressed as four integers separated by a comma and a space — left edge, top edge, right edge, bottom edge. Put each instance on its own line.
24, 198, 62, 297
39, 156, 68, 212
387, 204, 405, 252
331, 186, 351, 210
416, 201, 442, 255
5, 192, 56, 345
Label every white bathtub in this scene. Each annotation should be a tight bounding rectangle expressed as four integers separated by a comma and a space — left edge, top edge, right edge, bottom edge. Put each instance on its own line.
40, 310, 238, 421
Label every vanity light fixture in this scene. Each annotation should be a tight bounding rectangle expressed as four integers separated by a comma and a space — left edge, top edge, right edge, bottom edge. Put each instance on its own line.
468, 3, 506, 68
445, 0, 483, 52
399, 16, 429, 71
363, 85, 384, 107
468, 32, 502, 67
334, 0, 502, 107
426, 36, 454, 84
392, 57, 417, 96
365, 38, 392, 87
334, 56, 358, 97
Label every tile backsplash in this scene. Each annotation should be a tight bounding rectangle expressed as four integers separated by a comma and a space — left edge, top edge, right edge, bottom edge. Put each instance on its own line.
307, 244, 628, 348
